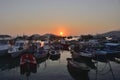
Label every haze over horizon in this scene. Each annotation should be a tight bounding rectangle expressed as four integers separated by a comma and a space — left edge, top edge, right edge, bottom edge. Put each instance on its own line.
0, 0, 120, 36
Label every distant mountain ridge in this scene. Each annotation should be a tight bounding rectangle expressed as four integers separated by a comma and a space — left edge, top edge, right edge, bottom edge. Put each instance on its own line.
101, 30, 120, 37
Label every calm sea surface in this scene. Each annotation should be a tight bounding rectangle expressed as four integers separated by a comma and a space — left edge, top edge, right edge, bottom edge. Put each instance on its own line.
0, 51, 120, 80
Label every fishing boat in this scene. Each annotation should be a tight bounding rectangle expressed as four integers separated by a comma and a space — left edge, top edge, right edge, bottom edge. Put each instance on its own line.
20, 54, 37, 75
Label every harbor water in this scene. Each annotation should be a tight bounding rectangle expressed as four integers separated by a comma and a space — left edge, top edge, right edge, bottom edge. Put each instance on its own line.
0, 51, 120, 80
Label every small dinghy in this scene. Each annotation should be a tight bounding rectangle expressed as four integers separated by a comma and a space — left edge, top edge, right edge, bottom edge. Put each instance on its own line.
49, 50, 60, 60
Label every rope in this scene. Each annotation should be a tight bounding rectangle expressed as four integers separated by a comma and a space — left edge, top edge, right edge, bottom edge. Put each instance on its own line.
94, 54, 116, 80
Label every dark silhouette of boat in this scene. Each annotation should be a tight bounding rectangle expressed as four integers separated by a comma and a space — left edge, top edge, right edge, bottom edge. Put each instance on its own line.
66, 58, 94, 80
66, 57, 97, 80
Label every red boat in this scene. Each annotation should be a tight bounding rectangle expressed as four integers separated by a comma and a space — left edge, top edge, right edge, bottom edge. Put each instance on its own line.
20, 54, 37, 75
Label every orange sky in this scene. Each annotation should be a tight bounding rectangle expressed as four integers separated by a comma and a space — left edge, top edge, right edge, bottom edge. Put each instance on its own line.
0, 0, 120, 36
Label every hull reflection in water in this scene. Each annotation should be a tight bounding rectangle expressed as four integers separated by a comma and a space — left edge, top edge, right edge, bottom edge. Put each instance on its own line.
67, 65, 89, 80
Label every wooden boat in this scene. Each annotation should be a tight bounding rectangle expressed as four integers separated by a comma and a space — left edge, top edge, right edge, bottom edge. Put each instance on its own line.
71, 50, 94, 62
67, 58, 90, 80
67, 58, 91, 71
20, 54, 37, 75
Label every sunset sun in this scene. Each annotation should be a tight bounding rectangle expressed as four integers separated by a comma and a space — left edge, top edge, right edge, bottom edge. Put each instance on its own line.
59, 32, 63, 36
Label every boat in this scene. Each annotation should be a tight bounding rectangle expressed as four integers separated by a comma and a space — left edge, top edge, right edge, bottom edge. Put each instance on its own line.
60, 38, 69, 50
20, 54, 37, 75
95, 43, 120, 54
8, 40, 28, 58
34, 47, 48, 59
43, 43, 51, 53
0, 35, 12, 56
94, 43, 120, 61
0, 40, 10, 56
49, 50, 61, 60
67, 58, 90, 80
67, 58, 90, 70
71, 50, 94, 62
73, 51, 93, 58
33, 41, 48, 59
69, 42, 94, 61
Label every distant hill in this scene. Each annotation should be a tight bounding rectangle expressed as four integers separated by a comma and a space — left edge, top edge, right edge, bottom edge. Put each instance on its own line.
101, 30, 120, 37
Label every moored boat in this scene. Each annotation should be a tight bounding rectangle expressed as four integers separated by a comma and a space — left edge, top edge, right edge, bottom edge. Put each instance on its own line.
67, 58, 90, 80
94, 43, 120, 61
0, 40, 10, 56
34, 48, 48, 59
8, 40, 28, 58
49, 50, 61, 60
20, 54, 37, 75
95, 43, 120, 54
67, 58, 91, 71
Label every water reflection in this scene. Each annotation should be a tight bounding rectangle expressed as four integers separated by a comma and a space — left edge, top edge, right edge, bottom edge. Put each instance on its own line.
93, 55, 120, 80
36, 56, 48, 70
0, 51, 120, 80
93, 54, 117, 63
0, 56, 19, 71
67, 64, 89, 80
